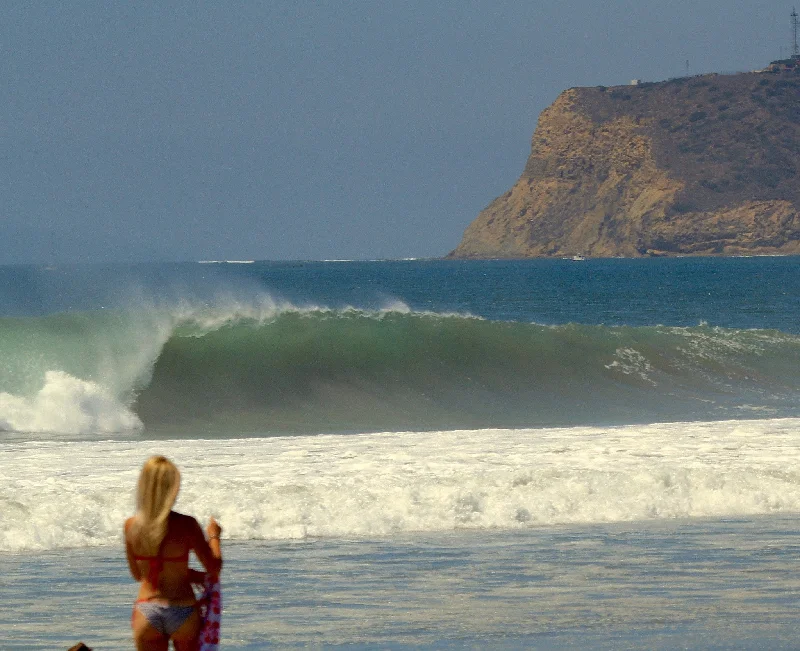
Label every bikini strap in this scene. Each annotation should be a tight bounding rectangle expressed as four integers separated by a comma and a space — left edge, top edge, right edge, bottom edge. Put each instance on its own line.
147, 534, 167, 586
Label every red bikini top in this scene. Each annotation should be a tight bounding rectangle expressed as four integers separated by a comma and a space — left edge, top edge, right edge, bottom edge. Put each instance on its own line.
133, 546, 190, 586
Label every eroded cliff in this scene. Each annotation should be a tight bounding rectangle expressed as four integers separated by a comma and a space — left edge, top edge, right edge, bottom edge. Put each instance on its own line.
449, 72, 800, 258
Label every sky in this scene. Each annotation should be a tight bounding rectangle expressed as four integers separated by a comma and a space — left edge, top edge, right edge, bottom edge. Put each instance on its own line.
0, 1, 792, 263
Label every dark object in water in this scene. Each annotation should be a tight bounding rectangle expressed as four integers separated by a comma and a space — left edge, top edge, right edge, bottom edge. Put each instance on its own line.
67, 644, 92, 651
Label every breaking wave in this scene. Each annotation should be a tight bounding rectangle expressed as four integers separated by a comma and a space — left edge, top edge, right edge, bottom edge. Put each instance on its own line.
1, 298, 800, 436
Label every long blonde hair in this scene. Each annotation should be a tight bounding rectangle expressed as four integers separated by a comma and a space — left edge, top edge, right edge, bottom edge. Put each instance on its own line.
129, 455, 181, 555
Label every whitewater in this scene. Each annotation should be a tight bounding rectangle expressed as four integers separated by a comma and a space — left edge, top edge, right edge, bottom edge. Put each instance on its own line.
3, 257, 800, 648
4, 419, 800, 554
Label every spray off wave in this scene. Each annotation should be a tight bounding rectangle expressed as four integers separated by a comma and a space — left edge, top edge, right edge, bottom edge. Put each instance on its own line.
1, 298, 800, 435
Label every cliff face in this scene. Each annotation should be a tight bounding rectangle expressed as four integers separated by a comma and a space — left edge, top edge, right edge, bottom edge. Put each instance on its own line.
449, 72, 800, 258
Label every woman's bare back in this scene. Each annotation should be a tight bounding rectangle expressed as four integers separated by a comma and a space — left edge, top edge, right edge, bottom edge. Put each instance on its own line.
125, 511, 209, 604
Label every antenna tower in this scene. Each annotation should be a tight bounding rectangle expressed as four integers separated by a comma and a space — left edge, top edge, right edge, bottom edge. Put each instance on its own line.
793, 7, 799, 57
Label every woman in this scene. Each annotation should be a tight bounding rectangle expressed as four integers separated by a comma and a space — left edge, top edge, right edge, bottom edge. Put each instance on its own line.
124, 455, 223, 650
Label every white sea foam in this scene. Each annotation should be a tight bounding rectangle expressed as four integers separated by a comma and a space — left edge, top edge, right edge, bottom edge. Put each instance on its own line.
0, 305, 174, 435
605, 347, 656, 383
0, 371, 142, 435
3, 418, 800, 552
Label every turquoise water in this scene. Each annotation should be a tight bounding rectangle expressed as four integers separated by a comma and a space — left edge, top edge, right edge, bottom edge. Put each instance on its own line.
3, 258, 800, 648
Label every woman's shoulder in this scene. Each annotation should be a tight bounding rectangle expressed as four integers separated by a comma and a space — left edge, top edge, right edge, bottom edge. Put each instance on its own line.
168, 511, 205, 547
170, 510, 202, 530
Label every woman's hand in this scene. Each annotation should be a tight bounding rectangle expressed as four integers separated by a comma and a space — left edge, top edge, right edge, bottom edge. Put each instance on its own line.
206, 517, 222, 540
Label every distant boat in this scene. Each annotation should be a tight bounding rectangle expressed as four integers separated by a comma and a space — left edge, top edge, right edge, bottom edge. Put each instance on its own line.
571, 254, 586, 261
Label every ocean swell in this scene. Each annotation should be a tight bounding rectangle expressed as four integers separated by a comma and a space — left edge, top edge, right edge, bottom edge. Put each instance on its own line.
1, 301, 800, 436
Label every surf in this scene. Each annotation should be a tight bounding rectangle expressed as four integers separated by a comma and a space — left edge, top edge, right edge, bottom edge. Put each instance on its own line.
4, 417, 800, 552
1, 299, 800, 436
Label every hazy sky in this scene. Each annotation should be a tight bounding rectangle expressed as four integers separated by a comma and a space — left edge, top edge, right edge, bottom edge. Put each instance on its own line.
0, 1, 791, 263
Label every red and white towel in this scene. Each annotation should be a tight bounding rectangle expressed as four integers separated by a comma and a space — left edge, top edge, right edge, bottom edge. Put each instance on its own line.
197, 574, 222, 650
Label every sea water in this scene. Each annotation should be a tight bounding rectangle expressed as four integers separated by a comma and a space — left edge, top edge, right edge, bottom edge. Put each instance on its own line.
2, 257, 800, 648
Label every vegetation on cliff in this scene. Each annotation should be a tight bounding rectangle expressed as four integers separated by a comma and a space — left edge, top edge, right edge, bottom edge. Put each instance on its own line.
448, 71, 800, 258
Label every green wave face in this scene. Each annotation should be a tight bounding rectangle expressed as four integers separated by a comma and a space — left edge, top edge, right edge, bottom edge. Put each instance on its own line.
2, 306, 799, 436
134, 310, 800, 434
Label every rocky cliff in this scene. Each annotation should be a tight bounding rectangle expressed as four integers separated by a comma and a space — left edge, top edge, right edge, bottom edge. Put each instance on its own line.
448, 72, 800, 258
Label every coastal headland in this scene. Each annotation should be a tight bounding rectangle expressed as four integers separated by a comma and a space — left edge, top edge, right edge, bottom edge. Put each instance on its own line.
448, 69, 800, 258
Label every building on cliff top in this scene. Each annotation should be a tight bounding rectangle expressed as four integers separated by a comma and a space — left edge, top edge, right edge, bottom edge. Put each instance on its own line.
763, 7, 800, 72
765, 57, 800, 72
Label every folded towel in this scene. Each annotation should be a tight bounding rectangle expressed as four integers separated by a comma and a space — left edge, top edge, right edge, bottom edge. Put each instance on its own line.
197, 574, 222, 650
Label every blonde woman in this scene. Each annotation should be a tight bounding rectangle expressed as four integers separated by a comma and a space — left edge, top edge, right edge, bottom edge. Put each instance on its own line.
124, 456, 223, 650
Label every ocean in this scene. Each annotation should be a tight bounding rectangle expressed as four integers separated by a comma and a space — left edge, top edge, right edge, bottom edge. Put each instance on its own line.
3, 257, 800, 649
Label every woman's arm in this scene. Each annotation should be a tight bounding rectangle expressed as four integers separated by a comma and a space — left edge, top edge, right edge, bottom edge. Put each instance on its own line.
192, 516, 223, 576
123, 518, 142, 581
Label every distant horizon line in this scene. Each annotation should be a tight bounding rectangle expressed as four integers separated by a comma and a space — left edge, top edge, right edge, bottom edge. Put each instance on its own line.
3, 253, 799, 269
